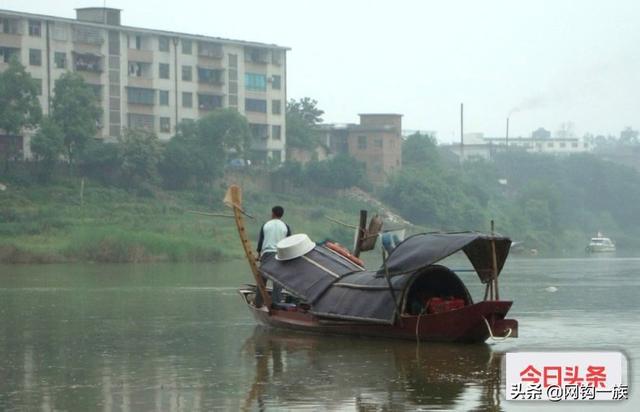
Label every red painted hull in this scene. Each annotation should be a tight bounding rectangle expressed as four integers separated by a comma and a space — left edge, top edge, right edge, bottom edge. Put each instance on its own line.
239, 289, 518, 343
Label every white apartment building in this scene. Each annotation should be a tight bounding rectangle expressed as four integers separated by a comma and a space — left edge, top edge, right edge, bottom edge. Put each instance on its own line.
0, 7, 288, 162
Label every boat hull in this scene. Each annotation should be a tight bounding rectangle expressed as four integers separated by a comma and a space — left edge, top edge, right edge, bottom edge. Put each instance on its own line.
239, 289, 517, 343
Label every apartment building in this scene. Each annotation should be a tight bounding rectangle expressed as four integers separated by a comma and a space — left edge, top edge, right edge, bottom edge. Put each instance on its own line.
318, 114, 403, 185
0, 7, 288, 162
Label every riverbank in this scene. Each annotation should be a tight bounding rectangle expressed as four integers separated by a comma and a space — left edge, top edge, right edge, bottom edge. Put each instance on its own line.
0, 180, 373, 264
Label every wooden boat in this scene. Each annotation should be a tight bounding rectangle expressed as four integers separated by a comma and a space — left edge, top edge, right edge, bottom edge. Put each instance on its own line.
225, 185, 518, 343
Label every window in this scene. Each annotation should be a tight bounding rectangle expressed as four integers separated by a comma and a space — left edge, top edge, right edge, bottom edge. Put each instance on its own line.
228, 82, 238, 94
272, 150, 282, 162
198, 67, 223, 84
54, 52, 66, 69
29, 49, 42, 66
128, 113, 154, 130
159, 90, 169, 106
198, 42, 223, 58
245, 73, 267, 91
159, 63, 170, 79
245, 48, 269, 64
547, 142, 554, 148
374, 138, 383, 148
158, 36, 169, 52
34, 78, 42, 96
560, 142, 566, 148
228, 54, 238, 68
127, 87, 155, 105
272, 100, 281, 115
272, 50, 283, 65
272, 125, 282, 140
182, 92, 193, 108
182, 39, 192, 54
1, 18, 20, 35
229, 69, 238, 81
135, 35, 142, 50
182, 65, 192, 81
198, 94, 223, 110
0, 47, 19, 63
271, 75, 282, 90
250, 123, 269, 139
358, 135, 368, 150
228, 95, 238, 106
245, 98, 267, 113
28, 20, 41, 37
160, 117, 171, 133
73, 27, 103, 44
571, 142, 578, 148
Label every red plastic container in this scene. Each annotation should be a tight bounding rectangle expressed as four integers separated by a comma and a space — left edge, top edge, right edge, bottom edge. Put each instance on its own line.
426, 297, 465, 314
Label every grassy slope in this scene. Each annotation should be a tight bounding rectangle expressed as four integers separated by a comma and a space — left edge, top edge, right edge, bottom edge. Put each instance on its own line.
0, 180, 371, 263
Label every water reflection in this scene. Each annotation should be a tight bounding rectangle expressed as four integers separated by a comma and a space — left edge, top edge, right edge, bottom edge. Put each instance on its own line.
241, 327, 503, 411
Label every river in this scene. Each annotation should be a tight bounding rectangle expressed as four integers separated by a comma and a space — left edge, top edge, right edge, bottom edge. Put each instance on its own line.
0, 257, 638, 411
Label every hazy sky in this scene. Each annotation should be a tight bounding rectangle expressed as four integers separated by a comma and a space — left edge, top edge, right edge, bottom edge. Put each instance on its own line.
4, 0, 639, 142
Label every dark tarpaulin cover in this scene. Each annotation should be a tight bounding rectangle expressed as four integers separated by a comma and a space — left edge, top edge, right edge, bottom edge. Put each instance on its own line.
310, 271, 412, 324
379, 233, 511, 283
259, 246, 363, 303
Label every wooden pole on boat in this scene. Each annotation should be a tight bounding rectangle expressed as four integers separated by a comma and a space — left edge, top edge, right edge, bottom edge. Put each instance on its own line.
353, 210, 368, 258
224, 185, 271, 307
490, 220, 500, 301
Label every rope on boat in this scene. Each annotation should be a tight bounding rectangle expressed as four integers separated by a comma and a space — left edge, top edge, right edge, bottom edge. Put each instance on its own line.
415, 311, 424, 343
482, 316, 512, 341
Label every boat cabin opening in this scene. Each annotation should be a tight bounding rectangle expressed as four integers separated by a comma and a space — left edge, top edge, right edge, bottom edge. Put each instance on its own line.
403, 265, 472, 316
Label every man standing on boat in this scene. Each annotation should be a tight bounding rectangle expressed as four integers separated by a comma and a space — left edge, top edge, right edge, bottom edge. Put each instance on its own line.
255, 206, 291, 306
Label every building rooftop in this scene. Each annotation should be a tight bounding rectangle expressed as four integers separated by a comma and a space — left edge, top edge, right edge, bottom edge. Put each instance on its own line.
0, 7, 290, 50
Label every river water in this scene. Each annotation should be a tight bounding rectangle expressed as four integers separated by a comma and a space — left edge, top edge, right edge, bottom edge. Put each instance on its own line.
0, 257, 638, 411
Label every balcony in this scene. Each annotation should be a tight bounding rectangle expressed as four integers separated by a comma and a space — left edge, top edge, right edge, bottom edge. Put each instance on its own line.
127, 48, 154, 63
245, 47, 269, 65
197, 67, 224, 86
197, 93, 223, 111
197, 42, 223, 59
73, 52, 103, 73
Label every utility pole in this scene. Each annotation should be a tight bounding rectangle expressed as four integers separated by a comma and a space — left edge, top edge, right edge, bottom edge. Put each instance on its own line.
460, 103, 464, 163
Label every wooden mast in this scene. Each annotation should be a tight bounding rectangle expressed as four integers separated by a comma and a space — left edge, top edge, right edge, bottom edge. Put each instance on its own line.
224, 185, 271, 307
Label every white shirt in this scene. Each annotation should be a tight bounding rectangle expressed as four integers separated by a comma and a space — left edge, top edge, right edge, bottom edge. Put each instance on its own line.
258, 219, 290, 256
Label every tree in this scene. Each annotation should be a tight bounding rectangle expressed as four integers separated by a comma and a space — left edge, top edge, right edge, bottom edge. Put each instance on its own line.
0, 59, 42, 135
30, 117, 64, 180
402, 132, 441, 169
160, 109, 251, 189
305, 154, 366, 189
50, 72, 101, 168
620, 127, 639, 145
118, 128, 163, 189
286, 98, 324, 150
0, 59, 42, 169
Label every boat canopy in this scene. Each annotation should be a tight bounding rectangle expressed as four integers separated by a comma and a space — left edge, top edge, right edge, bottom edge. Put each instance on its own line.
258, 232, 511, 324
380, 233, 511, 284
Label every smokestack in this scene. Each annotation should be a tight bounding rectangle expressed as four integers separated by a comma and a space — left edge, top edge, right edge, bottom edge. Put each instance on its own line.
506, 117, 510, 151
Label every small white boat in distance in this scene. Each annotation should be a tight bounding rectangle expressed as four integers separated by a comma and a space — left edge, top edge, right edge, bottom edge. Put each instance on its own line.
586, 232, 616, 254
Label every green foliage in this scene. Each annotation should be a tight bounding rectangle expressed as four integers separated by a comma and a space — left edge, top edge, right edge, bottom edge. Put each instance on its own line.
160, 110, 251, 189
51, 72, 101, 166
383, 145, 640, 254
274, 155, 366, 191
402, 132, 441, 168
285, 97, 324, 149
79, 139, 120, 185
0, 58, 42, 135
30, 117, 64, 179
118, 128, 162, 190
